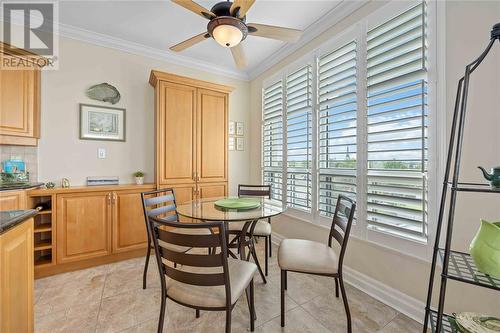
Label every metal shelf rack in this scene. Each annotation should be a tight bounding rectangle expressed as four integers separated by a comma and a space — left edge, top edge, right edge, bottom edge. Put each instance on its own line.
423, 23, 500, 333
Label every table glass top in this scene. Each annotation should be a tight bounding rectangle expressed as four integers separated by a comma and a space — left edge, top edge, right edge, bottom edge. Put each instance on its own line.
176, 197, 286, 222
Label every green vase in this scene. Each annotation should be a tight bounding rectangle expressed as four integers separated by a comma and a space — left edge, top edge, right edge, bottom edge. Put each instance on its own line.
469, 219, 500, 278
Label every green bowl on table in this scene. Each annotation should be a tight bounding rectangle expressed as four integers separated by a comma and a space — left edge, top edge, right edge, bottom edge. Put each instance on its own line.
214, 198, 261, 210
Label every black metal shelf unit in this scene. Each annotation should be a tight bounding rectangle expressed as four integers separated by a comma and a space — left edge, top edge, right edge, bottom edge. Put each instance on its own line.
423, 23, 500, 333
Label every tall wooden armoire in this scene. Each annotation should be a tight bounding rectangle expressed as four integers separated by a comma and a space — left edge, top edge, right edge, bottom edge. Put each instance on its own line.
149, 71, 231, 204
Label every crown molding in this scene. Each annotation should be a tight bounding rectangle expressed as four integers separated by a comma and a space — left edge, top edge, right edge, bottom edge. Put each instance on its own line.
247, 0, 369, 80
57, 22, 250, 81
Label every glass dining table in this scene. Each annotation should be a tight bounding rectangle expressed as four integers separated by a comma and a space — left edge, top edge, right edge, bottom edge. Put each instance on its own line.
176, 196, 286, 284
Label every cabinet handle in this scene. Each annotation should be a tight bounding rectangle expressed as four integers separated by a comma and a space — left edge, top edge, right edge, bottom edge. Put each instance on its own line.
192, 172, 196, 181
113, 192, 117, 204
196, 172, 200, 182
107, 193, 111, 205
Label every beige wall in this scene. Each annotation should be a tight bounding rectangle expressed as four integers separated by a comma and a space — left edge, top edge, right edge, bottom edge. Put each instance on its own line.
249, 0, 500, 319
39, 37, 250, 194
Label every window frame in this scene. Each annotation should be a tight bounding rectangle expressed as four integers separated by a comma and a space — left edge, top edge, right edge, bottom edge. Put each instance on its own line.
260, 0, 443, 260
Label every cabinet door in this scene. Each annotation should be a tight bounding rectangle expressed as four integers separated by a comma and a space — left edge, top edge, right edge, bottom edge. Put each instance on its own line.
112, 191, 148, 253
158, 82, 196, 185
0, 190, 26, 211
0, 218, 34, 333
56, 192, 111, 263
197, 89, 227, 183
0, 57, 39, 139
198, 183, 227, 199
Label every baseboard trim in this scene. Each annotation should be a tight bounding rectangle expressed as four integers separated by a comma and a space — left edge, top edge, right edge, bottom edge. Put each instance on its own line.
271, 231, 425, 324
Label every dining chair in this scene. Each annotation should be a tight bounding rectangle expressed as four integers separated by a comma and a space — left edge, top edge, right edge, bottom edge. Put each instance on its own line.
278, 194, 356, 332
228, 184, 273, 278
141, 188, 211, 289
149, 216, 257, 333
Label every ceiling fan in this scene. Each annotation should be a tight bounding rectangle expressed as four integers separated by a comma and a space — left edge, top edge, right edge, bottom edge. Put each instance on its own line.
170, 0, 303, 69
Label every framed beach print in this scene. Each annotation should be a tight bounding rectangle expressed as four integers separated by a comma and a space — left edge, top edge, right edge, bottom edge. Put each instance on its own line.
79, 104, 126, 141
236, 122, 244, 136
229, 121, 236, 136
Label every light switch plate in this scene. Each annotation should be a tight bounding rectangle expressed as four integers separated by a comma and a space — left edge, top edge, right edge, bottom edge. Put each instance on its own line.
98, 148, 106, 159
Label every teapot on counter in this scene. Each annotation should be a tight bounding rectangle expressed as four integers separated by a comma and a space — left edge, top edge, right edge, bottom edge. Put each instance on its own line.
478, 166, 500, 189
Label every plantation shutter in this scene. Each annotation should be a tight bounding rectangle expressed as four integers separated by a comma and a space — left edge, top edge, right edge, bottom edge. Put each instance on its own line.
286, 65, 312, 211
318, 41, 358, 217
366, 2, 428, 239
262, 80, 284, 201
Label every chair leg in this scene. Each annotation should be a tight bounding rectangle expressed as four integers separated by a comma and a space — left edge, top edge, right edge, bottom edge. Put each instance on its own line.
143, 241, 151, 290
284, 270, 287, 290
225, 309, 232, 333
335, 277, 339, 298
280, 270, 286, 327
339, 275, 352, 333
249, 279, 255, 331
250, 242, 267, 284
158, 291, 166, 333
264, 236, 269, 276
268, 234, 272, 257
196, 309, 200, 318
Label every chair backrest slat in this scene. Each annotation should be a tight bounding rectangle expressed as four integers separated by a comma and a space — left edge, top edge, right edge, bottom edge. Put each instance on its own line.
145, 194, 175, 206
157, 227, 220, 248
163, 265, 225, 286
148, 204, 177, 218
331, 228, 344, 245
238, 184, 271, 199
159, 247, 223, 267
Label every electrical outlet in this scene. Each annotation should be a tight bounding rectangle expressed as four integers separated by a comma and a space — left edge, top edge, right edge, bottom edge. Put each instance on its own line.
98, 148, 106, 159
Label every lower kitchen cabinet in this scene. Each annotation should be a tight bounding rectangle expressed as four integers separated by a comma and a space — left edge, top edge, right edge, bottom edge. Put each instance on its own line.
112, 190, 148, 253
0, 190, 27, 211
56, 192, 112, 264
0, 218, 34, 333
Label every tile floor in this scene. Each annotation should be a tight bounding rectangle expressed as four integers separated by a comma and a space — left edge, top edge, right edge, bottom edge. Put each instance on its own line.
35, 243, 423, 333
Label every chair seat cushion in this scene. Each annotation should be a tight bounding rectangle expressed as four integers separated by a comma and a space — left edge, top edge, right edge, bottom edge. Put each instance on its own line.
228, 220, 272, 236
165, 258, 257, 308
158, 227, 212, 253
278, 239, 338, 275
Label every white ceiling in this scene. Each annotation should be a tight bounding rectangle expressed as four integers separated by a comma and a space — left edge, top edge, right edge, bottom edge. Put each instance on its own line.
58, 1, 355, 79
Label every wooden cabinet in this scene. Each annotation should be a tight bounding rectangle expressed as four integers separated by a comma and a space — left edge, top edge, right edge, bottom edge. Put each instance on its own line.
0, 190, 27, 211
56, 192, 112, 263
197, 89, 228, 183
0, 218, 34, 333
0, 45, 41, 146
199, 183, 227, 199
112, 190, 148, 253
150, 71, 231, 198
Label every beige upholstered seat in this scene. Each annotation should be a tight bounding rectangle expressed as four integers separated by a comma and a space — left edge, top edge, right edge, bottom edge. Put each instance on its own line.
278, 239, 338, 275
228, 220, 272, 236
165, 258, 257, 308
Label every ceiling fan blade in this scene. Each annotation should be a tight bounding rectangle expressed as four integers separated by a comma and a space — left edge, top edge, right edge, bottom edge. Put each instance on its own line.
230, 0, 255, 18
230, 44, 247, 69
170, 32, 209, 52
171, 0, 215, 19
247, 23, 302, 42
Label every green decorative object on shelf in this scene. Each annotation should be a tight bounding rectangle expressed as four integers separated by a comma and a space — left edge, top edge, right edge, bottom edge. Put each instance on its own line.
469, 219, 500, 278
214, 198, 260, 210
478, 166, 500, 189
455, 312, 500, 333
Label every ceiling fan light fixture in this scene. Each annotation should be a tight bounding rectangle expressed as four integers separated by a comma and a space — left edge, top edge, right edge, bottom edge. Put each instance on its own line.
208, 16, 248, 48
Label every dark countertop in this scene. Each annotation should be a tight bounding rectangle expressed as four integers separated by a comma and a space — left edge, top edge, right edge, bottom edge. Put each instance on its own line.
0, 209, 38, 235
0, 182, 44, 191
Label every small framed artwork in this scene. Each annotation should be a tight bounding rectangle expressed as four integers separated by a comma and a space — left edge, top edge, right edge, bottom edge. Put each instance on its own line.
80, 104, 126, 141
236, 137, 244, 151
236, 122, 244, 136
229, 121, 236, 136
228, 137, 235, 151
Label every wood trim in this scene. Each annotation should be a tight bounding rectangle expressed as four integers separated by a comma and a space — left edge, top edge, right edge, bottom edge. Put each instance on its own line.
149, 70, 234, 93
0, 135, 37, 146
35, 248, 146, 278
0, 42, 47, 67
27, 183, 155, 196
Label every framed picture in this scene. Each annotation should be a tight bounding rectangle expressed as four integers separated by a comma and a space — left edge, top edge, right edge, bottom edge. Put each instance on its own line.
236, 137, 244, 151
229, 121, 236, 136
236, 122, 244, 136
79, 104, 126, 141
228, 137, 235, 151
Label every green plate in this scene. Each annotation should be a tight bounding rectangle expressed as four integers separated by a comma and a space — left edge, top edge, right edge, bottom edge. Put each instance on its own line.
214, 198, 261, 210
456, 312, 500, 333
